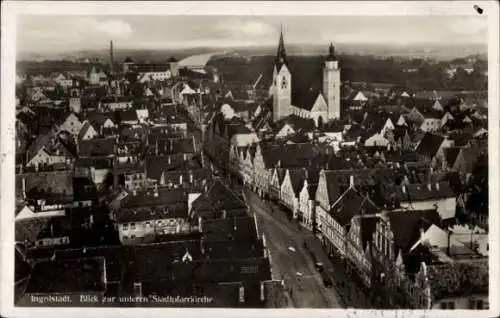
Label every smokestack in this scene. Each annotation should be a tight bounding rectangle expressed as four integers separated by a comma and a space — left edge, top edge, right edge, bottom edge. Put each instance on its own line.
349, 175, 355, 188
110, 40, 114, 75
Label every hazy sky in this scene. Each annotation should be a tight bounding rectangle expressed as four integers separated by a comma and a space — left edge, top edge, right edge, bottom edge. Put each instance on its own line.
17, 15, 488, 53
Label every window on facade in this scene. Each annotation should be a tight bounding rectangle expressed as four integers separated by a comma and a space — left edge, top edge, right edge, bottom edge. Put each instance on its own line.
131, 234, 136, 239
131, 223, 135, 230
441, 301, 455, 309
123, 224, 128, 230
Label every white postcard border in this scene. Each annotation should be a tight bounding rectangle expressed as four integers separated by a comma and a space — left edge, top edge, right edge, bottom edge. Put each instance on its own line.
1, 1, 499, 318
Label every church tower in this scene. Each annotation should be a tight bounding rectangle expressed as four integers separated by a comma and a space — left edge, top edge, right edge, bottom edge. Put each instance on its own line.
69, 79, 81, 114
272, 27, 292, 122
323, 43, 341, 120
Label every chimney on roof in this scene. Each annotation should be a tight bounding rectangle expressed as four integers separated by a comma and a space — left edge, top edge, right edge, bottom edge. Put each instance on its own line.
21, 177, 26, 200
154, 185, 159, 197
401, 184, 406, 194
179, 174, 183, 185
447, 230, 452, 256
189, 171, 194, 184
435, 182, 440, 191
427, 183, 432, 191
349, 175, 355, 188
198, 216, 203, 232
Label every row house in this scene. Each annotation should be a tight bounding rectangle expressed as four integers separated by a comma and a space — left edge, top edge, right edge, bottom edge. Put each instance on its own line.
345, 215, 380, 288
370, 208, 442, 307
315, 171, 380, 257
78, 137, 116, 158
240, 147, 256, 186
86, 112, 118, 137
25, 130, 75, 171
269, 168, 286, 202
397, 181, 457, 221
77, 121, 99, 141
368, 206, 488, 309
279, 168, 307, 217
190, 180, 249, 221
98, 96, 133, 112
297, 178, 318, 229
155, 169, 211, 190
114, 187, 191, 244
252, 142, 321, 198
415, 133, 448, 164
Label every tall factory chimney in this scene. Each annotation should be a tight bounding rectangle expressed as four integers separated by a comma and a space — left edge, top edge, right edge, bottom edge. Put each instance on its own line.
110, 40, 115, 75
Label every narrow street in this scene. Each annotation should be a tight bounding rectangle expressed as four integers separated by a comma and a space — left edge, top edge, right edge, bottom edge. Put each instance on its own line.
243, 187, 343, 308
189, 109, 370, 308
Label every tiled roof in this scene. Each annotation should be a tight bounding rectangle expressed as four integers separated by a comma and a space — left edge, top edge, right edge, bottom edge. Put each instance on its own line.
323, 169, 381, 205
191, 180, 248, 218
85, 112, 112, 129
260, 142, 319, 169
359, 215, 380, 248
78, 137, 115, 157
36, 215, 72, 240
25, 257, 106, 294
201, 216, 258, 242
398, 181, 455, 202
77, 121, 95, 140
427, 260, 488, 302
443, 147, 461, 166
307, 184, 318, 198
330, 188, 379, 226
277, 114, 316, 132
145, 154, 194, 179
291, 88, 321, 111
117, 188, 188, 221
26, 130, 56, 163
24, 171, 74, 201
75, 157, 113, 170
415, 133, 444, 158
385, 209, 441, 253
288, 169, 307, 196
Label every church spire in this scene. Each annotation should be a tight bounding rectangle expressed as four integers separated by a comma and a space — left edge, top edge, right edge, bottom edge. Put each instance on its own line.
276, 25, 287, 69
326, 42, 337, 61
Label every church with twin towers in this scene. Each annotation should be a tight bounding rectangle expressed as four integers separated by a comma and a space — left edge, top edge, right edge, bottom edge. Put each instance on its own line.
270, 28, 341, 126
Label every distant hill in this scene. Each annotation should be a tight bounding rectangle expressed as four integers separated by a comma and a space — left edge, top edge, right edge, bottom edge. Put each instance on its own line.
17, 42, 487, 63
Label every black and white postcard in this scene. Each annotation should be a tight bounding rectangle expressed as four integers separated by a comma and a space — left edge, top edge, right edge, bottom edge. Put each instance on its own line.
1, 1, 498, 318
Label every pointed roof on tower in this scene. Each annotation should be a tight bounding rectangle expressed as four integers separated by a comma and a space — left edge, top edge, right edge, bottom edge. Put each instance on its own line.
326, 42, 338, 62
276, 25, 288, 71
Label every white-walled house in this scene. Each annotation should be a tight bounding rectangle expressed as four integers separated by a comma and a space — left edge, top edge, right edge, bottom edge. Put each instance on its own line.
364, 133, 389, 147
115, 187, 191, 244
398, 182, 456, 220
298, 179, 318, 229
